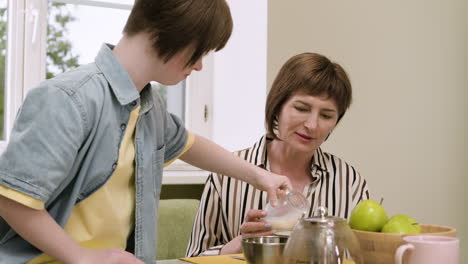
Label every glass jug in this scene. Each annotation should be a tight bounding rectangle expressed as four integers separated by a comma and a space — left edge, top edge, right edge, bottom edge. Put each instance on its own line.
283, 207, 363, 264
262, 190, 309, 234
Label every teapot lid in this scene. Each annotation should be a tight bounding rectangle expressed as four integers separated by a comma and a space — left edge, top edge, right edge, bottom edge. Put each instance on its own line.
303, 206, 347, 225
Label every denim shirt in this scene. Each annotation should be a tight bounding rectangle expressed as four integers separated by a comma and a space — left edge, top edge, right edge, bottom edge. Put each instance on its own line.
0, 44, 188, 264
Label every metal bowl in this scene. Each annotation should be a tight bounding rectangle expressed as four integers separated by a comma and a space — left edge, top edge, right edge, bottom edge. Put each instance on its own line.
241, 236, 288, 264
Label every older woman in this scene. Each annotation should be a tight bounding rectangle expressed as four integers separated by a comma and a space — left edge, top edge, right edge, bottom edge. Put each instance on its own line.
186, 53, 370, 257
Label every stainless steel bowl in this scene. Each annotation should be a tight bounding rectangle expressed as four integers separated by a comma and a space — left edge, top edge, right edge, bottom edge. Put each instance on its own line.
241, 236, 288, 264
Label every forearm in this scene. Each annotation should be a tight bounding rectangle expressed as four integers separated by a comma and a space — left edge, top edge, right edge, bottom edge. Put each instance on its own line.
219, 236, 242, 255
181, 134, 291, 206
193, 238, 240, 256
180, 134, 264, 187
0, 195, 83, 264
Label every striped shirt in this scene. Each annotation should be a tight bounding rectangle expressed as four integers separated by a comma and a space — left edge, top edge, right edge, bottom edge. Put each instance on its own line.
186, 135, 370, 257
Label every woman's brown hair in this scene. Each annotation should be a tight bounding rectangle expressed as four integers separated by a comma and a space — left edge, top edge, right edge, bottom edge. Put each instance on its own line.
265, 53, 352, 139
123, 0, 233, 66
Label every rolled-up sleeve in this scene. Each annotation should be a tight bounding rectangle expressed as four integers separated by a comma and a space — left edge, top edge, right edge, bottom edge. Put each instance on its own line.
164, 132, 194, 167
162, 110, 189, 164
0, 84, 85, 203
0, 185, 44, 210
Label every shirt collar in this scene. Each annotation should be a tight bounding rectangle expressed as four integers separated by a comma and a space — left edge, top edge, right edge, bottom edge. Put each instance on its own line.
310, 147, 331, 173
94, 43, 141, 106
247, 135, 270, 169
254, 134, 332, 174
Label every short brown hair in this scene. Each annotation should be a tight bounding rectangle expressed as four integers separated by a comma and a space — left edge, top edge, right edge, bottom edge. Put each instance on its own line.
266, 53, 352, 138
123, 0, 233, 66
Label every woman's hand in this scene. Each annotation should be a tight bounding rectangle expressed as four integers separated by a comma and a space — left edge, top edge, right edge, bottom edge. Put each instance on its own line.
75, 248, 144, 264
220, 210, 272, 254
239, 209, 273, 238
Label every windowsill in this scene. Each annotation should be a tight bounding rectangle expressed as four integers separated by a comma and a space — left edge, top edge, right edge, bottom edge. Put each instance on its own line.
162, 160, 209, 185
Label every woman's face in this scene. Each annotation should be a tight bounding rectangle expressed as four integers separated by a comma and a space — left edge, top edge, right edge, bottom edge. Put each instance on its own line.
276, 91, 339, 154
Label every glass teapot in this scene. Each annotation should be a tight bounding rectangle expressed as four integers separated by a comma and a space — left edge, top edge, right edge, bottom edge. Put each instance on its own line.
282, 207, 363, 264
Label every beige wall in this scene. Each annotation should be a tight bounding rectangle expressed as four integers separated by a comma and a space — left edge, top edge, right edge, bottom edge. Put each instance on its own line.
268, 0, 467, 261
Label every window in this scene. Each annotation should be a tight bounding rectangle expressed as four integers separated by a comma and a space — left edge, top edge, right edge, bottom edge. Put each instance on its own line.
0, 0, 213, 157
45, 1, 131, 78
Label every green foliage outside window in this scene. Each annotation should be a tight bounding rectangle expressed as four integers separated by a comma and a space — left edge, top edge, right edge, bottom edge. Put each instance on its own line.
46, 3, 80, 79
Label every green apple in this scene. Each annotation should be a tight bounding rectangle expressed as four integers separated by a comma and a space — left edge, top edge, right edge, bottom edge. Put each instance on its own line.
381, 217, 420, 234
388, 214, 422, 233
349, 200, 388, 232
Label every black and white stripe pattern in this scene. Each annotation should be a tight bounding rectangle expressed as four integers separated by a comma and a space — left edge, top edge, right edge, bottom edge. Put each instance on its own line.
186, 135, 370, 257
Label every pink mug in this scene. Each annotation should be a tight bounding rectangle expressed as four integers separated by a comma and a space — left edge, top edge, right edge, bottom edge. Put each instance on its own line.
395, 235, 459, 264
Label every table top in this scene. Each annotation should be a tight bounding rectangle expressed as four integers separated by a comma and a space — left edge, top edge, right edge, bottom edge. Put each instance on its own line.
155, 255, 245, 264
155, 259, 188, 264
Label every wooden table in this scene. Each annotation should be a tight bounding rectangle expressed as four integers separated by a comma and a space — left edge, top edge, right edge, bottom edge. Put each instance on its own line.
155, 253, 246, 263
155, 259, 189, 264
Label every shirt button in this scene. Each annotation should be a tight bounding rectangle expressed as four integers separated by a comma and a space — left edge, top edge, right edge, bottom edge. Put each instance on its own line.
120, 124, 126, 130
112, 163, 117, 170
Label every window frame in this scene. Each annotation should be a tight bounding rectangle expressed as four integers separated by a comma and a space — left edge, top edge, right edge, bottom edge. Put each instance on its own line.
1, 0, 47, 149
1, 0, 27, 149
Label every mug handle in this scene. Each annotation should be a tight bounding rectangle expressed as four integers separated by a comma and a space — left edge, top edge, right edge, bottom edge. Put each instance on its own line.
395, 243, 415, 264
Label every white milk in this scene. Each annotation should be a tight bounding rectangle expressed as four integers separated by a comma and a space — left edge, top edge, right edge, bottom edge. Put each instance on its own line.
266, 216, 299, 231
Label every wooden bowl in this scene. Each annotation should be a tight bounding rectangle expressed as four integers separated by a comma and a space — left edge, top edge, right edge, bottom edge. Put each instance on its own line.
353, 224, 456, 264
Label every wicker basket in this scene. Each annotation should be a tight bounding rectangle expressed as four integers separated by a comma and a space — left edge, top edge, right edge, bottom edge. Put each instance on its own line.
353, 224, 457, 264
